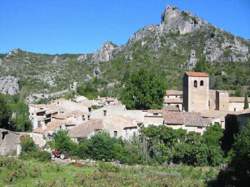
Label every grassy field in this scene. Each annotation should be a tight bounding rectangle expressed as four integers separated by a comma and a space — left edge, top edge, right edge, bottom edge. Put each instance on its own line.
0, 157, 219, 187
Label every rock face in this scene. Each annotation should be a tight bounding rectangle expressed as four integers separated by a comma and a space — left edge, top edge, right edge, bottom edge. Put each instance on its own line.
0, 76, 19, 95
127, 5, 249, 64
77, 54, 88, 63
160, 6, 207, 34
204, 36, 249, 63
187, 50, 198, 69
92, 42, 118, 62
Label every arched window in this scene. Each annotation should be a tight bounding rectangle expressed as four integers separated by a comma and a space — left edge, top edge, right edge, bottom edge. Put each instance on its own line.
194, 80, 197, 88
200, 80, 204, 86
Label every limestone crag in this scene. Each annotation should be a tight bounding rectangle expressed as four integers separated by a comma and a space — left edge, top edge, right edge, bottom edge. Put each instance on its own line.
204, 36, 249, 63
92, 42, 119, 62
0, 76, 19, 95
160, 6, 207, 35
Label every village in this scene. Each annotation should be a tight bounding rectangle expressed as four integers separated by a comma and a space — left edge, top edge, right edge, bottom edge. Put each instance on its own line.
1, 71, 250, 156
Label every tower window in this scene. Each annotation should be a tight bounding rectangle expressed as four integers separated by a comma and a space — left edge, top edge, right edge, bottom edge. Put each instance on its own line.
194, 80, 197, 88
200, 80, 204, 86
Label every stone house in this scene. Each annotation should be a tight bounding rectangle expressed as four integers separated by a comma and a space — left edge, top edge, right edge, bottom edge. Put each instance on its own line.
164, 90, 183, 111
0, 128, 21, 156
163, 111, 211, 134
69, 115, 139, 142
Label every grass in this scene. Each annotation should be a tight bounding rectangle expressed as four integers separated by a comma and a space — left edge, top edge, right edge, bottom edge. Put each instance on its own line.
0, 157, 219, 187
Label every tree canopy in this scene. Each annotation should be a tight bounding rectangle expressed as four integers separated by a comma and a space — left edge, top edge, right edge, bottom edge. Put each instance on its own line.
120, 69, 167, 110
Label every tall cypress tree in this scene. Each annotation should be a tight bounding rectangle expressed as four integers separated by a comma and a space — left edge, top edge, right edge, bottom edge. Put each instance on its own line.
244, 93, 249, 109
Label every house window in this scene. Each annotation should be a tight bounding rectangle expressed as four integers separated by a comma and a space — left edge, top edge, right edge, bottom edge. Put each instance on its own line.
200, 80, 204, 86
114, 131, 118, 137
194, 80, 197, 88
82, 115, 85, 121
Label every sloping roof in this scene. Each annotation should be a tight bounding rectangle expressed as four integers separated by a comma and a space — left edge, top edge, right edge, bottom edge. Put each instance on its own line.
185, 72, 209, 77
103, 115, 138, 130
200, 110, 229, 119
69, 119, 104, 138
165, 90, 183, 96
229, 97, 250, 103
33, 119, 68, 134
231, 108, 250, 116
163, 111, 210, 127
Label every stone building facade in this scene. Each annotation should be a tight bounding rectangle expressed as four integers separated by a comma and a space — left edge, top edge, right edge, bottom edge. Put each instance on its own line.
183, 72, 209, 112
167, 72, 250, 113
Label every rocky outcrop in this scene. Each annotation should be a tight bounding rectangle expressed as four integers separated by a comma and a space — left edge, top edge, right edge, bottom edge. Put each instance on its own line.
160, 5, 207, 35
77, 54, 88, 63
92, 42, 118, 62
0, 76, 19, 95
204, 35, 249, 63
127, 5, 249, 64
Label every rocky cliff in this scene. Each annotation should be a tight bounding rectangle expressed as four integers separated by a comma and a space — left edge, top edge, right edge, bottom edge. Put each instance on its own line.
0, 76, 19, 95
0, 5, 249, 96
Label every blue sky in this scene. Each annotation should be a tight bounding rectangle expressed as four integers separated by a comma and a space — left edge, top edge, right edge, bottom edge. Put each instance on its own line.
0, 0, 249, 54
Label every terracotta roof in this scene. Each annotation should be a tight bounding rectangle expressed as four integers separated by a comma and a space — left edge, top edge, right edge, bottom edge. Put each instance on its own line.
103, 115, 137, 130
33, 119, 68, 134
200, 110, 229, 118
69, 119, 104, 138
163, 111, 210, 127
165, 90, 183, 96
185, 72, 209, 77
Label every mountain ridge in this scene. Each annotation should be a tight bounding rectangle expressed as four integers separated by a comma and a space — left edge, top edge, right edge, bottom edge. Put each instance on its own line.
0, 5, 249, 98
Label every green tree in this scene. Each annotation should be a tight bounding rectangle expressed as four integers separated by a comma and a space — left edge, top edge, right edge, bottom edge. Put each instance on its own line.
77, 82, 98, 99
217, 122, 250, 186
9, 100, 32, 131
52, 130, 77, 154
202, 124, 224, 166
194, 57, 209, 72
0, 94, 11, 129
120, 69, 167, 109
244, 93, 249, 109
85, 132, 117, 161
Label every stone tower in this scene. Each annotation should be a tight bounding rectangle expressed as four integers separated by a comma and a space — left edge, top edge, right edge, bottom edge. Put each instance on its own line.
183, 72, 209, 112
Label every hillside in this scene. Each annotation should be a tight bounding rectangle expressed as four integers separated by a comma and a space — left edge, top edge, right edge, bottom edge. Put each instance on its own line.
0, 5, 249, 98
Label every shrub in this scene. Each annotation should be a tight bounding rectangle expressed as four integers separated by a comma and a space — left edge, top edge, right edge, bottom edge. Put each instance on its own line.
98, 162, 120, 173
51, 130, 78, 155
20, 135, 38, 153
20, 135, 51, 162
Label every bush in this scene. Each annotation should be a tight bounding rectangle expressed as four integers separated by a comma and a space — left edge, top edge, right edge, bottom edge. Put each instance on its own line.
98, 162, 120, 173
51, 130, 78, 155
216, 122, 250, 186
20, 135, 50, 162
20, 135, 38, 153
